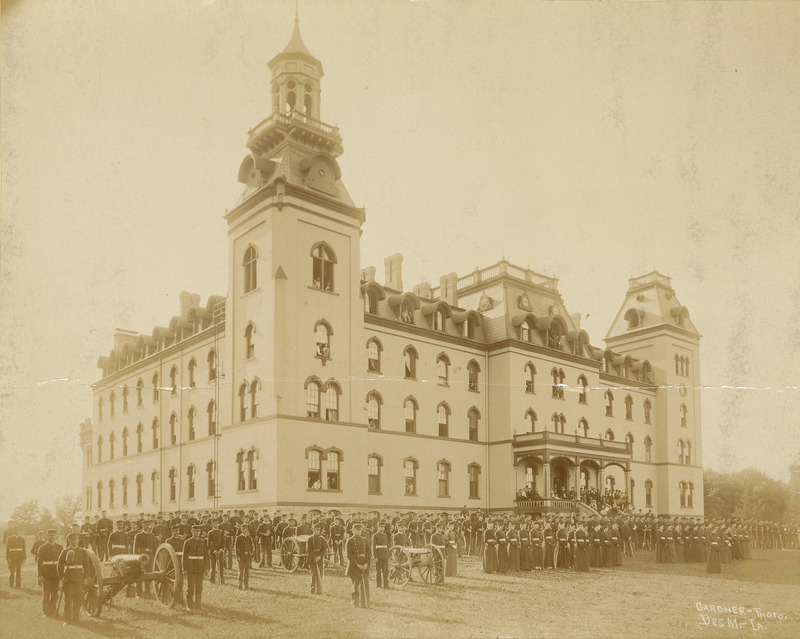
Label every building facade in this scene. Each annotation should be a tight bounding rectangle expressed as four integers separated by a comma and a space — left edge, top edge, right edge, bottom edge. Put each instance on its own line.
80, 20, 704, 518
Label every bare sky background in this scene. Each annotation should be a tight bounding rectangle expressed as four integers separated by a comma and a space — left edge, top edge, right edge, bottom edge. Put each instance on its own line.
1, 0, 798, 521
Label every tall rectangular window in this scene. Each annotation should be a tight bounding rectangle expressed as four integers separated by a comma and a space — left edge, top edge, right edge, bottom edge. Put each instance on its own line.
368, 456, 381, 494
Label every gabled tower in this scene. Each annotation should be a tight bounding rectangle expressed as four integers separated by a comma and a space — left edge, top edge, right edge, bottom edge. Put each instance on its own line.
606, 271, 703, 515
223, 18, 366, 509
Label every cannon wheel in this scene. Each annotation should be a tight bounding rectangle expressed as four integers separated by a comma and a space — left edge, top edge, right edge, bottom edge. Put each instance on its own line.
281, 538, 301, 572
388, 546, 411, 587
153, 543, 183, 608
82, 548, 104, 617
418, 545, 445, 584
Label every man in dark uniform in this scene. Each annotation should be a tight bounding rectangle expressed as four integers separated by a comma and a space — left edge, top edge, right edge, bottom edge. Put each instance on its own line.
372, 523, 390, 589
96, 511, 112, 560
330, 516, 346, 565
108, 520, 128, 558
153, 516, 170, 545
207, 520, 226, 584
31, 531, 47, 563
81, 516, 97, 553
219, 513, 235, 569
58, 532, 91, 625
346, 522, 371, 608
235, 525, 254, 590
308, 523, 329, 595
134, 521, 157, 597
5, 525, 26, 588
38, 529, 63, 618
182, 526, 207, 611
257, 517, 274, 568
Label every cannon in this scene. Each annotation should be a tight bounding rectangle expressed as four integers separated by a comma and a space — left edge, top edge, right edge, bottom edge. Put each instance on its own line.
279, 534, 342, 573
387, 544, 445, 587
78, 543, 183, 617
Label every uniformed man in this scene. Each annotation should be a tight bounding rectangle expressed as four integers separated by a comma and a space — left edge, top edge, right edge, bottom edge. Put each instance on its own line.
58, 532, 91, 625
5, 525, 26, 588
81, 516, 97, 553
31, 531, 47, 564
38, 529, 63, 618
330, 516, 346, 565
257, 517, 274, 568
153, 516, 170, 545
182, 526, 207, 610
346, 522, 371, 608
308, 523, 329, 595
207, 520, 226, 584
108, 520, 128, 558
372, 523, 390, 589
430, 523, 447, 583
96, 511, 112, 560
219, 513, 235, 570
235, 525, 254, 590
134, 521, 157, 597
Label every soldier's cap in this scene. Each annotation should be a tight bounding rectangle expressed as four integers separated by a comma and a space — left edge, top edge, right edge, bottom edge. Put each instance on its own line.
67, 531, 80, 540
46, 529, 57, 535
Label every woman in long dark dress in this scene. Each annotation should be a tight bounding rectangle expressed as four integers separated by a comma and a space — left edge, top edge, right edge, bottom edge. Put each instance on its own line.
496, 523, 508, 573
707, 527, 722, 573
507, 522, 520, 572
574, 522, 590, 572
445, 522, 458, 577
590, 524, 603, 567
531, 522, 543, 569
543, 522, 556, 569
483, 521, 497, 573
610, 523, 623, 566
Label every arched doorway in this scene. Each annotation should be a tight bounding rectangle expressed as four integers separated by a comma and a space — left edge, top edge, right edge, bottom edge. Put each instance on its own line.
550, 457, 574, 498
515, 456, 542, 499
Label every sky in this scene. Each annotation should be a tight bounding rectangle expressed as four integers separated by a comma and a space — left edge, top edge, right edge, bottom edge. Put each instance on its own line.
1, 0, 799, 521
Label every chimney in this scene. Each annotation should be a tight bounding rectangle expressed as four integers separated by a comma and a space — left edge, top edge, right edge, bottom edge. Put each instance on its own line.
384, 253, 403, 291
439, 272, 458, 306
360, 266, 376, 283
414, 281, 432, 300
179, 291, 201, 316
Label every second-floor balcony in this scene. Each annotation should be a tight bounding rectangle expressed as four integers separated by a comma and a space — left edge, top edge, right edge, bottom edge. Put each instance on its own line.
513, 430, 631, 457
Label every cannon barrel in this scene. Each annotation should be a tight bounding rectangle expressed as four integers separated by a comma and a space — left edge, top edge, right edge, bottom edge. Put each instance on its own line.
111, 554, 150, 566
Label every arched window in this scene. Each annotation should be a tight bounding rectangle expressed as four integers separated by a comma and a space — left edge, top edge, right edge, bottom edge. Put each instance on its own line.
551, 413, 566, 434
207, 400, 216, 435
311, 243, 335, 292
645, 479, 653, 508
551, 368, 565, 399
368, 454, 382, 495
625, 395, 634, 420
644, 436, 652, 463
108, 478, 115, 509
97, 435, 103, 463
404, 397, 417, 433
468, 463, 481, 499
404, 458, 418, 495
304, 92, 313, 114
400, 298, 415, 324
122, 427, 129, 456
685, 358, 691, 377
438, 403, 450, 438
520, 319, 533, 342
327, 451, 340, 489
315, 321, 331, 360
365, 290, 379, 314
169, 412, 178, 445
677, 439, 685, 464
685, 441, 692, 465
250, 379, 261, 418
151, 471, 159, 503
109, 432, 116, 460
247, 449, 259, 490
578, 375, 588, 404
239, 382, 249, 422
188, 359, 196, 388
604, 429, 615, 441
437, 460, 451, 497
434, 309, 446, 331
136, 473, 143, 506
152, 418, 159, 449
525, 465, 537, 490
207, 349, 217, 381
136, 378, 143, 407
136, 422, 143, 453
170, 365, 178, 395
305, 379, 321, 418
643, 399, 652, 424
325, 383, 340, 421
687, 481, 694, 507
578, 418, 589, 437
152, 372, 160, 402
188, 406, 196, 440
96, 481, 103, 509
206, 461, 216, 498
679, 481, 687, 507
236, 451, 246, 491
307, 448, 322, 490
625, 433, 634, 451
436, 353, 450, 385
109, 391, 116, 417
367, 391, 382, 429
468, 408, 480, 442
468, 360, 480, 392
367, 338, 382, 373
680, 403, 688, 427
168, 467, 177, 502
245, 323, 256, 359
524, 363, 536, 394
604, 390, 614, 417
525, 409, 537, 433
404, 346, 418, 379
122, 386, 129, 413
286, 81, 296, 113
466, 315, 478, 339
187, 464, 196, 499
243, 245, 257, 293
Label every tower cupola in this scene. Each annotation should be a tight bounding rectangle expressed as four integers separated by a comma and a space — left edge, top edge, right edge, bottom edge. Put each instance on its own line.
268, 14, 323, 120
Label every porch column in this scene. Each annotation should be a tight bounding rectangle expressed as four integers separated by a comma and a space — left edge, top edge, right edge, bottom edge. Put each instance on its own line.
624, 469, 631, 498
573, 465, 580, 498
543, 462, 551, 498
598, 465, 605, 491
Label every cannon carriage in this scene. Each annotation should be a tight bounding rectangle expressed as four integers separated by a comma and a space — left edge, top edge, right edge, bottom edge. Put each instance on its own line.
279, 534, 343, 573
77, 543, 183, 617
387, 544, 445, 587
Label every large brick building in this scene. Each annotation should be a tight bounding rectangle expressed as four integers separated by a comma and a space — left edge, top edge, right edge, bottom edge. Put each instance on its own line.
80, 19, 704, 518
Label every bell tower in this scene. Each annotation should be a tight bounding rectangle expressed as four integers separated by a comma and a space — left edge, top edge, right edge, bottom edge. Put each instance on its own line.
268, 13, 323, 119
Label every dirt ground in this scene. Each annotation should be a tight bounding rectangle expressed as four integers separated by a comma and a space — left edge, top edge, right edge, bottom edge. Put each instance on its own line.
1, 548, 798, 639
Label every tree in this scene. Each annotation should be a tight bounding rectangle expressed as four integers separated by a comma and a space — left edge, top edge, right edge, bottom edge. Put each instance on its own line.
703, 470, 741, 519
38, 508, 58, 533
9, 500, 40, 535
704, 468, 790, 521
53, 494, 82, 533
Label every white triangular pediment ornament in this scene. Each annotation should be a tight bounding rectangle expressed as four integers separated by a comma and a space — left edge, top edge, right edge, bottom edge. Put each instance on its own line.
517, 293, 532, 311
